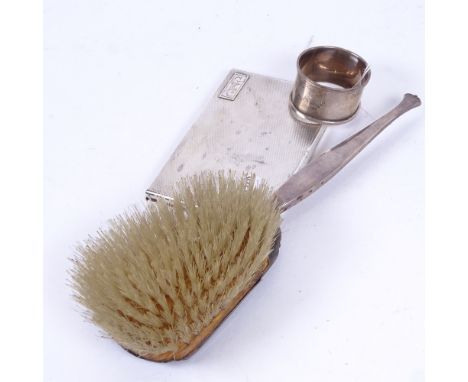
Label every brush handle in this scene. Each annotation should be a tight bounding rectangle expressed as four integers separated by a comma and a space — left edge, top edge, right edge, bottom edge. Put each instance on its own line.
276, 93, 421, 212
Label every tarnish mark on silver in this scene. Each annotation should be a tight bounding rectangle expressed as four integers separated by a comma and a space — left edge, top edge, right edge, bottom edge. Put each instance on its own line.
218, 72, 249, 101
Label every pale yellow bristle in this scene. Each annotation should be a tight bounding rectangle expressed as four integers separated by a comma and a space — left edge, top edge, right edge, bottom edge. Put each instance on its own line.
70, 172, 281, 357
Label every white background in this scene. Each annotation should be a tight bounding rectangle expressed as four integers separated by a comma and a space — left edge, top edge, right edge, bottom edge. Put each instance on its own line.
44, 1, 424, 381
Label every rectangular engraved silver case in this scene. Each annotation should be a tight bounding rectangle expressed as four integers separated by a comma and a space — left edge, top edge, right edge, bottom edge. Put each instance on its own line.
146, 69, 326, 202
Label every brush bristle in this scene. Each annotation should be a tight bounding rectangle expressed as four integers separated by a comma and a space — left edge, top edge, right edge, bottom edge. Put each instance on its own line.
70, 172, 281, 357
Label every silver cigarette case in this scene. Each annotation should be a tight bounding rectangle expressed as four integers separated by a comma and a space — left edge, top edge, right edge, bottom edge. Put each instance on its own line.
146, 69, 326, 202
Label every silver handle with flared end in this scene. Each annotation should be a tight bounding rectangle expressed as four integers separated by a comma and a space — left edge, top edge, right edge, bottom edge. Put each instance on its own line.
276, 93, 422, 212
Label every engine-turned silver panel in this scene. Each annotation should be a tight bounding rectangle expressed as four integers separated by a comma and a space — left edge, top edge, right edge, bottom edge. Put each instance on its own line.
146, 69, 326, 202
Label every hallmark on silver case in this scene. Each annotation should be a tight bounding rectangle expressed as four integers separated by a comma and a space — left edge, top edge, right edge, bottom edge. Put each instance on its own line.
218, 72, 249, 101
